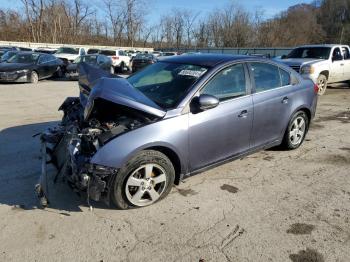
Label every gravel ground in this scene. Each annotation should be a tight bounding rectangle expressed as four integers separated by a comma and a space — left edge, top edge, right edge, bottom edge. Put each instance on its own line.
0, 80, 349, 262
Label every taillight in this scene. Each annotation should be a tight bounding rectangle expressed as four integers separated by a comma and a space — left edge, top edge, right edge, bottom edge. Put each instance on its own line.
314, 84, 319, 94
112, 56, 119, 60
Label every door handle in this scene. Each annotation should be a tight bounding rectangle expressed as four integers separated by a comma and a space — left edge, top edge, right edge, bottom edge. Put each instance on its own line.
340, 63, 344, 66
238, 110, 248, 118
282, 97, 289, 104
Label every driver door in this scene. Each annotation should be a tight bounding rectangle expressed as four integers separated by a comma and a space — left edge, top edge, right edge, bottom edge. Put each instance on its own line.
329, 47, 344, 82
188, 63, 253, 171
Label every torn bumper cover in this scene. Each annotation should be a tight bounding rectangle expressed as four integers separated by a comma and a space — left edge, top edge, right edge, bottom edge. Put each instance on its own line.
35, 123, 118, 207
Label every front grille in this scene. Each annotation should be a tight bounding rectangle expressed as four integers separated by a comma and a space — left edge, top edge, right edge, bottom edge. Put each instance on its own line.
290, 65, 301, 73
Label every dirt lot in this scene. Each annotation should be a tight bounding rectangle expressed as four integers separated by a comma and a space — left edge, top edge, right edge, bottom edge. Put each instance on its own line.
0, 80, 349, 262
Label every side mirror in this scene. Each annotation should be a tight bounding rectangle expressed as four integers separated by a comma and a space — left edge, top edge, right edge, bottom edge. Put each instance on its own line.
191, 94, 219, 113
281, 55, 287, 59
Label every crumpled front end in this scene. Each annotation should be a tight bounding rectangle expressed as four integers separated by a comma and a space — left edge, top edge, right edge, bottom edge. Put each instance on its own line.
36, 97, 157, 207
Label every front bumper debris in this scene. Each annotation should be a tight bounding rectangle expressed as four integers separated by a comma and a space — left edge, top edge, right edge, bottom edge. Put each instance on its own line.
35, 125, 118, 208
35, 141, 49, 207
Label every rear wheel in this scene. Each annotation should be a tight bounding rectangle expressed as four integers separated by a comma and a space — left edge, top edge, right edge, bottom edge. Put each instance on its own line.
111, 150, 175, 209
317, 74, 327, 95
30, 71, 39, 84
282, 111, 309, 150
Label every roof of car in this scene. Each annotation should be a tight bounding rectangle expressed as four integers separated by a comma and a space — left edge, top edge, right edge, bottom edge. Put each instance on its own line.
160, 54, 256, 67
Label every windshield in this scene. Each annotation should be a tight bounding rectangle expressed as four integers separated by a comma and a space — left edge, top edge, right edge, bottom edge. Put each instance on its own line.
7, 53, 40, 63
56, 47, 79, 54
73, 55, 97, 64
127, 62, 208, 109
286, 47, 331, 59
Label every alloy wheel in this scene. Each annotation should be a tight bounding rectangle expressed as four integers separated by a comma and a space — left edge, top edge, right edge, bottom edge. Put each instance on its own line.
289, 116, 306, 146
125, 164, 167, 207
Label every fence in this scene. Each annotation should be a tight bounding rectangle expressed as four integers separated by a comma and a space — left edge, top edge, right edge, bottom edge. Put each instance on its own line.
0, 41, 154, 52
160, 47, 294, 57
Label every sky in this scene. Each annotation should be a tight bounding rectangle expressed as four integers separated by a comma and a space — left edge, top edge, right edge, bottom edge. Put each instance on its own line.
0, 0, 310, 23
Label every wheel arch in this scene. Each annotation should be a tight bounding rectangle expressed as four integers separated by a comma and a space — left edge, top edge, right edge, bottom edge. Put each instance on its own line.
144, 146, 183, 185
281, 106, 311, 139
319, 70, 329, 79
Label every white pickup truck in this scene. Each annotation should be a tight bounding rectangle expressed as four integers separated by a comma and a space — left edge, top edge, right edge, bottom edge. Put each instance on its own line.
87, 49, 131, 73
277, 44, 350, 95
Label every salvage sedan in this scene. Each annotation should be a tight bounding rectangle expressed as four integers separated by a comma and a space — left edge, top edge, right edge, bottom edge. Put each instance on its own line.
0, 52, 63, 83
37, 54, 318, 209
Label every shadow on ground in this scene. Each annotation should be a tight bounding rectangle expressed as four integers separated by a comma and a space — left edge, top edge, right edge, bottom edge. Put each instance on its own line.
0, 121, 97, 212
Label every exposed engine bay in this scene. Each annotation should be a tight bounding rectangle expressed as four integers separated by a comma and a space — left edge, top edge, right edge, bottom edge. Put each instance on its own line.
35, 63, 162, 207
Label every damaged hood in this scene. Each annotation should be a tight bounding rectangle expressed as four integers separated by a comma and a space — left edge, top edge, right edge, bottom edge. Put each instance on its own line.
84, 76, 166, 120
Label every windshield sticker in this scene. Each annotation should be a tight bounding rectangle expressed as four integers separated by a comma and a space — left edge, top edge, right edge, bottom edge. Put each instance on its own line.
178, 69, 206, 78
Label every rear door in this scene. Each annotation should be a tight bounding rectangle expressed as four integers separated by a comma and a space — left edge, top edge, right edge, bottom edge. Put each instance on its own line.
249, 62, 294, 148
189, 63, 253, 171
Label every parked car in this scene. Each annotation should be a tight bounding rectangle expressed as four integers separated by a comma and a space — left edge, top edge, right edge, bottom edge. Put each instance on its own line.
277, 44, 350, 95
54, 47, 86, 64
131, 53, 157, 72
0, 50, 18, 62
0, 51, 63, 83
34, 47, 57, 54
152, 51, 163, 57
163, 52, 178, 56
0, 46, 32, 56
36, 54, 317, 209
65, 54, 113, 80
0, 46, 17, 57
87, 49, 130, 72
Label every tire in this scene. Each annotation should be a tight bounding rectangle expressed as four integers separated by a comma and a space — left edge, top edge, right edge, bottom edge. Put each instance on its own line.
56, 66, 63, 78
119, 62, 125, 73
111, 150, 175, 209
30, 71, 39, 84
281, 111, 309, 150
317, 74, 327, 95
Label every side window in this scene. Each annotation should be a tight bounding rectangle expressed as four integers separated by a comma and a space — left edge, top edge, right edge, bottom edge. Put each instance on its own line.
38, 55, 47, 64
280, 68, 291, 86
342, 47, 350, 60
119, 50, 126, 56
250, 62, 281, 92
200, 63, 246, 101
332, 47, 343, 61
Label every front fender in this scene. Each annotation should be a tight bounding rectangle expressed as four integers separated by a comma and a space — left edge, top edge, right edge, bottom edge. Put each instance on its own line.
90, 114, 189, 174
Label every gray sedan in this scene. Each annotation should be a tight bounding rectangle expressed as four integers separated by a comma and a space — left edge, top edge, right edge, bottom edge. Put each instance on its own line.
37, 54, 318, 209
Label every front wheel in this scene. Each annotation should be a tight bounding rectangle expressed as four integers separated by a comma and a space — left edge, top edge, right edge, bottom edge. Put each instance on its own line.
282, 111, 309, 150
30, 71, 39, 84
111, 150, 175, 209
317, 74, 327, 95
